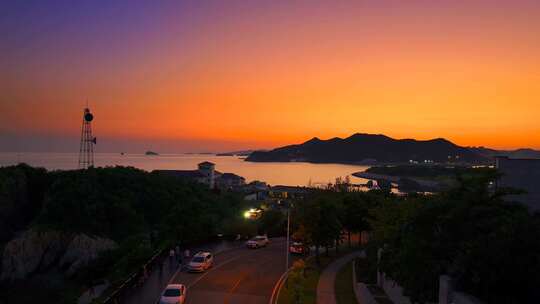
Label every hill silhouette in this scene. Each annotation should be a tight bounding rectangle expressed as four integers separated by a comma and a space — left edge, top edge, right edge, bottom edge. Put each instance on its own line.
246, 133, 487, 164
470, 147, 540, 159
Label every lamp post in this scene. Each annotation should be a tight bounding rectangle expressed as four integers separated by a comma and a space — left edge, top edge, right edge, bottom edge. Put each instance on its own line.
285, 207, 290, 272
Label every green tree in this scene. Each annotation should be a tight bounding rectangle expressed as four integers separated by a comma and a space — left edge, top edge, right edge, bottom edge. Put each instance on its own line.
340, 193, 372, 247
296, 194, 342, 264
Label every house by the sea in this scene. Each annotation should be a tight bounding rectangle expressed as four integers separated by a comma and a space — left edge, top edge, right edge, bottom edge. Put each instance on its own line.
155, 161, 245, 189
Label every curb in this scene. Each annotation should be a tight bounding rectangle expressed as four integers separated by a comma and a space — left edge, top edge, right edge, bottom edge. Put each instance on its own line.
269, 267, 292, 304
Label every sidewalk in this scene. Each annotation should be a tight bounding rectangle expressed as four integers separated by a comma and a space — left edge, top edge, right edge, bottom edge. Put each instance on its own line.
316, 250, 365, 304
123, 239, 242, 304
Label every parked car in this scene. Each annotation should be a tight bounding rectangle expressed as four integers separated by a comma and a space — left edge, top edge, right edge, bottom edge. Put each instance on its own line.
158, 284, 186, 304
246, 235, 270, 248
289, 242, 309, 255
187, 251, 214, 272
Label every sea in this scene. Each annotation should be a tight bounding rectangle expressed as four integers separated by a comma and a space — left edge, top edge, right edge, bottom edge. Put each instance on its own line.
0, 152, 370, 187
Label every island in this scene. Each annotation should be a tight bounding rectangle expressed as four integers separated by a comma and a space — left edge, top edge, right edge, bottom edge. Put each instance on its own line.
145, 150, 159, 156
246, 133, 488, 164
353, 165, 496, 193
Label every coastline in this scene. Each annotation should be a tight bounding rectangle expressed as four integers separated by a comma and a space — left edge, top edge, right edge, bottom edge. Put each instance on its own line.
352, 171, 440, 188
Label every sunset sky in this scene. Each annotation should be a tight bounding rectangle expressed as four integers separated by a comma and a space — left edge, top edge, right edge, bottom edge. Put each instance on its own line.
1, 0, 539, 152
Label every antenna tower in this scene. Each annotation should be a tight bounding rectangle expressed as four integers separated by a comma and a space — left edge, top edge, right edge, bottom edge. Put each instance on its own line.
78, 106, 96, 168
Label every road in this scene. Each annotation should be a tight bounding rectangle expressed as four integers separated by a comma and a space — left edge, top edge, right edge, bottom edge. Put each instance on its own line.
169, 238, 294, 304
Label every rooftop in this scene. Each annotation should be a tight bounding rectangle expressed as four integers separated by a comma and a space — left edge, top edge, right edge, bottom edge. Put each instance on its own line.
154, 170, 205, 178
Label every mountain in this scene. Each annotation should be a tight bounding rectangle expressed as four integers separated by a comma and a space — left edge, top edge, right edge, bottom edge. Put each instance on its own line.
470, 147, 540, 159
246, 133, 488, 164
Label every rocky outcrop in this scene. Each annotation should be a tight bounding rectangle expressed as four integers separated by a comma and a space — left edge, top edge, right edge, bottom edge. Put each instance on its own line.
1, 230, 70, 280
1, 229, 117, 281
60, 234, 117, 276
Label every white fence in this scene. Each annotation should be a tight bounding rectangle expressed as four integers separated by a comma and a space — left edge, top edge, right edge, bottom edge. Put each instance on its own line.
374, 273, 483, 304
378, 272, 412, 304
439, 275, 484, 304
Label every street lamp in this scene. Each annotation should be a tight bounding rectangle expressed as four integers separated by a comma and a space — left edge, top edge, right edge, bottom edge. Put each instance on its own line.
243, 208, 262, 220
282, 200, 295, 272
285, 207, 290, 272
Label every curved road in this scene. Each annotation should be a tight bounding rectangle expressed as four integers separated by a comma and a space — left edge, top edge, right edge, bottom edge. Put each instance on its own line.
169, 239, 295, 304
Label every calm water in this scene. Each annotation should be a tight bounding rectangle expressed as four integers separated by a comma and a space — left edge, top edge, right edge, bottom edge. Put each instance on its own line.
0, 153, 369, 186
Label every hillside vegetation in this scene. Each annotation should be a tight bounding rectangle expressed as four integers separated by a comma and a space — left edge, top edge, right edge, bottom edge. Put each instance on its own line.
0, 164, 252, 303
289, 171, 540, 304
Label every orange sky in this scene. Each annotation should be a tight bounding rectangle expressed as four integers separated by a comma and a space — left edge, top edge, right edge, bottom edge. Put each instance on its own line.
1, 1, 539, 151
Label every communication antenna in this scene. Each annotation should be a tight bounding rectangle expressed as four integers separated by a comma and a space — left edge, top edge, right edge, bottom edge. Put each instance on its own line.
78, 104, 96, 169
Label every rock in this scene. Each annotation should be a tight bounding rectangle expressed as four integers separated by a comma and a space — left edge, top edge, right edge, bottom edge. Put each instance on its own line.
1, 230, 71, 280
1, 229, 117, 281
60, 234, 117, 276
78, 280, 110, 304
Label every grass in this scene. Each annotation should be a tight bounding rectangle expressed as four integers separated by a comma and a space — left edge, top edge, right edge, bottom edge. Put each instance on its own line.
335, 260, 357, 304
277, 245, 362, 304
277, 258, 320, 304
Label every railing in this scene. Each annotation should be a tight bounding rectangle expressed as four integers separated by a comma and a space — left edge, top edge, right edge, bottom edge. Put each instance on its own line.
102, 249, 164, 304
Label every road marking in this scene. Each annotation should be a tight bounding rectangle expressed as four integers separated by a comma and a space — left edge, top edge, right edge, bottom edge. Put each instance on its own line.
269, 267, 292, 304
187, 251, 251, 289
223, 273, 247, 304
177, 239, 286, 304
167, 244, 246, 286
187, 239, 286, 290
157, 244, 247, 304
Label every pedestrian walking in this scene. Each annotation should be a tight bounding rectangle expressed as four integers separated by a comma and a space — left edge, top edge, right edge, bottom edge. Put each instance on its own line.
142, 265, 148, 279
175, 244, 182, 266
169, 248, 175, 268
88, 282, 95, 298
184, 249, 190, 260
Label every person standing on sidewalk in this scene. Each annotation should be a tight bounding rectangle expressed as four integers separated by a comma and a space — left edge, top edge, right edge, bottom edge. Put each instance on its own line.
175, 244, 182, 267
169, 248, 175, 269
158, 257, 164, 277
184, 249, 190, 263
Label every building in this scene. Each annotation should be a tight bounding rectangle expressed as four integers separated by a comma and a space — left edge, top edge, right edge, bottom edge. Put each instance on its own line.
197, 161, 216, 189
239, 181, 270, 201
155, 161, 245, 189
269, 185, 310, 200
216, 172, 246, 189
496, 156, 540, 211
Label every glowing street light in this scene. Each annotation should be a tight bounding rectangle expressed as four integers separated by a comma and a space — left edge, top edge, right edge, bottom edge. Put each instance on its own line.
243, 208, 262, 219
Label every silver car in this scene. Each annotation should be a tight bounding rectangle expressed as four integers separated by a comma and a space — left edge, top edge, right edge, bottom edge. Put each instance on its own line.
246, 235, 269, 248
158, 284, 186, 304
187, 251, 214, 272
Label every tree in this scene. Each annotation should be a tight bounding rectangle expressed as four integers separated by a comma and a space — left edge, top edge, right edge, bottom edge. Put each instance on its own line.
295, 194, 342, 264
257, 209, 285, 237
340, 193, 372, 247
369, 172, 540, 304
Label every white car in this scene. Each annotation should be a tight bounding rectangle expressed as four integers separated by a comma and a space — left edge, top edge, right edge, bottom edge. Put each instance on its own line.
246, 235, 269, 248
158, 284, 186, 304
187, 251, 214, 272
